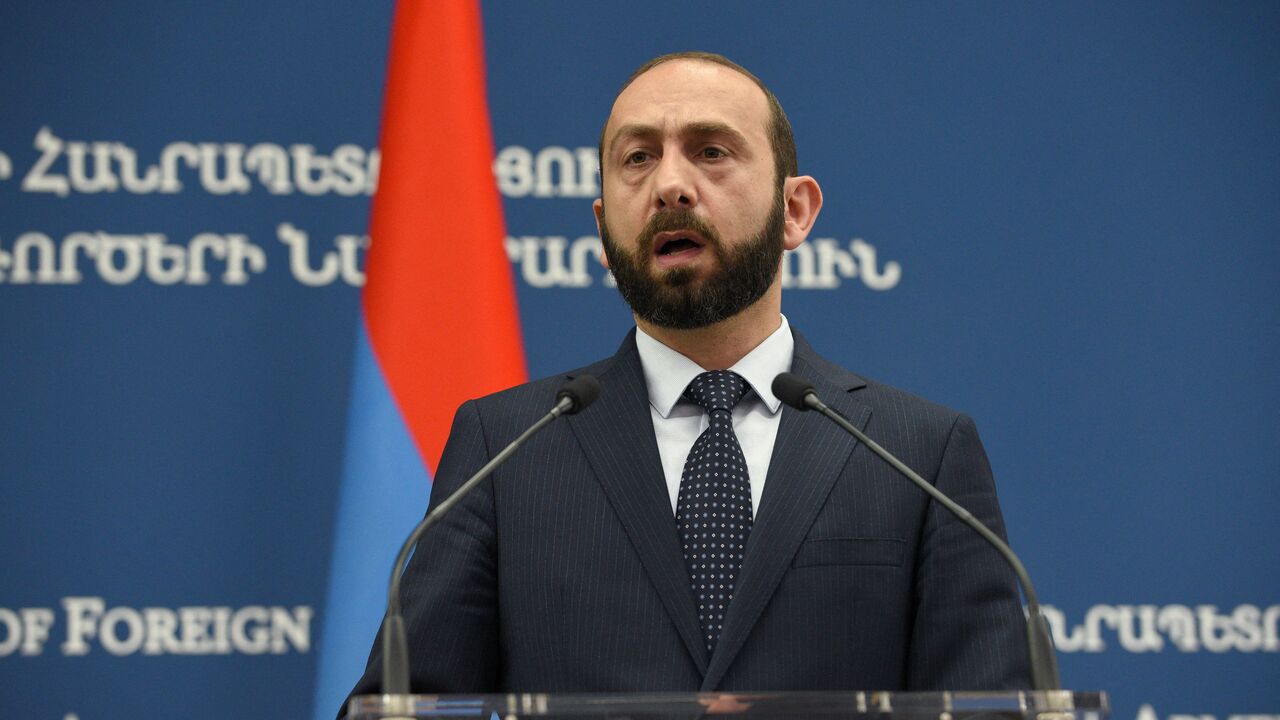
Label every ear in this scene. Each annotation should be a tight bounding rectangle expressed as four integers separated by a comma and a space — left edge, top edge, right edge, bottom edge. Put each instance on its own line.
780, 176, 823, 251
592, 198, 612, 269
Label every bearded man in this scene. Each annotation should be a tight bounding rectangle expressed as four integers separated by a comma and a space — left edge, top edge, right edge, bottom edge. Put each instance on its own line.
347, 52, 1030, 699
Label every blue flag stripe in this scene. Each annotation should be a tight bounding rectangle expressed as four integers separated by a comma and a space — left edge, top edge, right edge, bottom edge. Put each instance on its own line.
311, 315, 433, 719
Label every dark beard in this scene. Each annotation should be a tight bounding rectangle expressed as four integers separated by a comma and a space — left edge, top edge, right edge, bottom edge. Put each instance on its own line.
599, 193, 785, 330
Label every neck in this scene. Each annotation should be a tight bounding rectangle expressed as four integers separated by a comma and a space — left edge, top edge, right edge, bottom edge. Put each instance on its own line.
636, 288, 783, 370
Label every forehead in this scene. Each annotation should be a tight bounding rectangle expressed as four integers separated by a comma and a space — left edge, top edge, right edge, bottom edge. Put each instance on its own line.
604, 60, 771, 148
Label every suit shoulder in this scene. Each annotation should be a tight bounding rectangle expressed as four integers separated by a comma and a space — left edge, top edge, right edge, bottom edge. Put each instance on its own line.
841, 372, 984, 480
813, 352, 969, 438
855, 374, 966, 427
797, 333, 966, 429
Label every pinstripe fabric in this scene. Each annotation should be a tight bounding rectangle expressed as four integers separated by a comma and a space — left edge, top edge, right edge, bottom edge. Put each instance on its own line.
344, 329, 1030, 704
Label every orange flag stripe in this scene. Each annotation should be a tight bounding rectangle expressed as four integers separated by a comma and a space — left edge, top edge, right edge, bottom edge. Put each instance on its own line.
364, 0, 527, 474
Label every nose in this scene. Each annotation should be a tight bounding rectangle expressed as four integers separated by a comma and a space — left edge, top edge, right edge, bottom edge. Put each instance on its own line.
652, 152, 697, 210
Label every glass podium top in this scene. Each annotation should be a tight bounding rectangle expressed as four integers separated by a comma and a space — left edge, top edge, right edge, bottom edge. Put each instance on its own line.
348, 690, 1109, 720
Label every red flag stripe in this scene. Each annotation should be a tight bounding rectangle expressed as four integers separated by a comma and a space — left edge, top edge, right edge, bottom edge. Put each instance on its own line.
364, 0, 526, 474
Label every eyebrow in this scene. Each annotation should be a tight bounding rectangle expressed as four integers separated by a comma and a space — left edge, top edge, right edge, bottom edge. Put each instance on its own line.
607, 121, 749, 158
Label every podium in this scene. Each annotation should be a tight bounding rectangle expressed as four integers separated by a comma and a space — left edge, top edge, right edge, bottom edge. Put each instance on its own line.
347, 691, 1109, 720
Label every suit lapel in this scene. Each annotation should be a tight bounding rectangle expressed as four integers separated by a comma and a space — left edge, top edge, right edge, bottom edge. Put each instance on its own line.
565, 333, 710, 675
701, 333, 871, 690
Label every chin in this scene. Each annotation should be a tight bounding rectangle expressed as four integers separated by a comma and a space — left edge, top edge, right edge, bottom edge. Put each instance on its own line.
654, 267, 700, 288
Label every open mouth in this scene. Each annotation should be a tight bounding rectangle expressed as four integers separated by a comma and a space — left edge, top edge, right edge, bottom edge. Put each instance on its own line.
653, 230, 707, 257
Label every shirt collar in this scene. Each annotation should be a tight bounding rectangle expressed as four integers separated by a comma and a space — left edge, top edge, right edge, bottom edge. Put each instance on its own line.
635, 314, 793, 418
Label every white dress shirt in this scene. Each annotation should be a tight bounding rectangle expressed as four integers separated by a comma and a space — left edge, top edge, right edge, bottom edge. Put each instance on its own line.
634, 315, 794, 520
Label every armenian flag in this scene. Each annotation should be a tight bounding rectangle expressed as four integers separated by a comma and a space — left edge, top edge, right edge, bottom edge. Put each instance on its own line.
311, 2, 525, 716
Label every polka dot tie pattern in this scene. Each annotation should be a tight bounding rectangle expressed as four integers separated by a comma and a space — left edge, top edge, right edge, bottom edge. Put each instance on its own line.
676, 370, 753, 655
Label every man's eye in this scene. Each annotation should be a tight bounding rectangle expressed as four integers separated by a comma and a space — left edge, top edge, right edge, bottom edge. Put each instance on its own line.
625, 150, 650, 165
701, 147, 726, 159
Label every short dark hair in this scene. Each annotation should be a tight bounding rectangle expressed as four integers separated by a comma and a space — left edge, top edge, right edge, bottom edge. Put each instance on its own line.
598, 51, 798, 185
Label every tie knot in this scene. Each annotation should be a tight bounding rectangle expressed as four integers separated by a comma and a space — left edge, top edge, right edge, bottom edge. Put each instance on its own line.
684, 370, 749, 414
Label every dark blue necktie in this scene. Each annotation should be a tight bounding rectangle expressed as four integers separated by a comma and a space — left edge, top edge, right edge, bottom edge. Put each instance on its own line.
676, 370, 753, 654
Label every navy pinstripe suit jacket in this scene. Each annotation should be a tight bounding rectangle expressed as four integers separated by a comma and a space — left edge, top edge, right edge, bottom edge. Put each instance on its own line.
347, 329, 1030, 699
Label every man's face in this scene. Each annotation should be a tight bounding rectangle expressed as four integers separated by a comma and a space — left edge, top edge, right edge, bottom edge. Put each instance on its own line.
595, 60, 785, 329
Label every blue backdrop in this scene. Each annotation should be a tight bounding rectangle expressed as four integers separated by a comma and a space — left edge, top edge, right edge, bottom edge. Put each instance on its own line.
1, 2, 1276, 718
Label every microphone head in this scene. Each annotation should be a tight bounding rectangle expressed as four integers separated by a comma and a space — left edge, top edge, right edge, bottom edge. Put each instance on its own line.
772, 372, 816, 411
556, 374, 600, 414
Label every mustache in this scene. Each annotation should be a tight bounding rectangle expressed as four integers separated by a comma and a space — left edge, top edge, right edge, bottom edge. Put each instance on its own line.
639, 208, 721, 248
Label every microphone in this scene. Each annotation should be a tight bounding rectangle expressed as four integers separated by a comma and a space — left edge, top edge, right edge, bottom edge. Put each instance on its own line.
556, 374, 600, 414
380, 374, 601, 696
771, 372, 1062, 691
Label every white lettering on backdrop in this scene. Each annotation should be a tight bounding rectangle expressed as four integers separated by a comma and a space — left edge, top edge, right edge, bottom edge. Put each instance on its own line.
1044, 603, 1280, 653
19, 127, 380, 197
1, 130, 904, 290
0, 226, 899, 290
1136, 704, 1280, 720
0, 597, 312, 657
